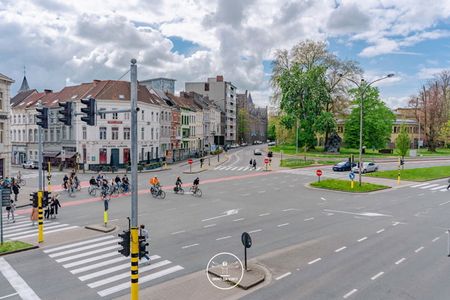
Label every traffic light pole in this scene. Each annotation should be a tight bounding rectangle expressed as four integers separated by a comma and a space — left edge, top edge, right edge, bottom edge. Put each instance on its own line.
37, 101, 44, 243
130, 59, 139, 300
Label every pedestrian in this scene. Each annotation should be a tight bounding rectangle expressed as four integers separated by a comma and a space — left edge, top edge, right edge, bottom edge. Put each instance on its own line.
249, 159, 253, 167
44, 198, 51, 219
200, 158, 204, 168
11, 182, 20, 202
447, 178, 450, 190
51, 194, 61, 219
30, 205, 38, 226
6, 199, 15, 223
139, 224, 151, 263
253, 159, 257, 170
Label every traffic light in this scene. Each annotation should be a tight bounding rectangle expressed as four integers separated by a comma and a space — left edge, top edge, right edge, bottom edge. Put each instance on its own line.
58, 102, 73, 126
29, 192, 38, 207
118, 230, 130, 257
43, 191, 51, 207
139, 237, 149, 260
36, 107, 49, 129
80, 98, 96, 126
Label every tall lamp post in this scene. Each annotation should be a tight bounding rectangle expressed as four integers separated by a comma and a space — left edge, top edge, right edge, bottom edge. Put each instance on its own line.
339, 73, 394, 186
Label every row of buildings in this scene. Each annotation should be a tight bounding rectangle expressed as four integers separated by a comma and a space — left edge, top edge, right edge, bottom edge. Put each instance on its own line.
2, 74, 268, 173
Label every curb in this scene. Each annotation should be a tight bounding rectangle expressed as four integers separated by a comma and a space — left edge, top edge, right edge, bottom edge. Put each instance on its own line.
182, 169, 207, 174
85, 225, 118, 233
0, 244, 39, 256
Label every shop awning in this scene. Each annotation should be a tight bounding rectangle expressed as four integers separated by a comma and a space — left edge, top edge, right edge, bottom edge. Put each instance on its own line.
43, 151, 60, 158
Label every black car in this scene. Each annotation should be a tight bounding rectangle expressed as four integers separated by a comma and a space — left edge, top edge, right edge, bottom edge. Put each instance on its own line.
332, 161, 356, 172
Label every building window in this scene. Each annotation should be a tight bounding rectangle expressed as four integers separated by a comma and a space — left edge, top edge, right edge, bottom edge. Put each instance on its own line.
22, 129, 26, 142
112, 127, 119, 140
13, 115, 16, 124
151, 128, 154, 140
99, 108, 106, 119
100, 127, 107, 140
56, 129, 61, 141
82, 127, 87, 140
151, 112, 154, 122
112, 111, 118, 120
141, 127, 144, 140
28, 129, 32, 141
0, 122, 3, 143
124, 112, 130, 120
34, 129, 37, 142
141, 110, 145, 121
205, 83, 209, 91
99, 148, 107, 164
124, 127, 130, 140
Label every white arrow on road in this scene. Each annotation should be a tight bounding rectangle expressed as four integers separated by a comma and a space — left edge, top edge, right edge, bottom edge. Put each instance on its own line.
201, 209, 240, 222
323, 209, 392, 217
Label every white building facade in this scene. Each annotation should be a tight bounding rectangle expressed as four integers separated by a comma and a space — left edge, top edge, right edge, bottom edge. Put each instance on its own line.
0, 73, 14, 178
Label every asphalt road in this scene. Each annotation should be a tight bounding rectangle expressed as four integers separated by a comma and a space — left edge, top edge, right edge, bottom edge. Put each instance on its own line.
2, 146, 450, 300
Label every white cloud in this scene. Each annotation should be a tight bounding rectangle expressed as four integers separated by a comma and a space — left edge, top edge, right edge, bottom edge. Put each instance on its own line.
417, 67, 449, 80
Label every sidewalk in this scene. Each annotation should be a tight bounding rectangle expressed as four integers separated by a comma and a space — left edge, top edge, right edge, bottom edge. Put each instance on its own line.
182, 153, 229, 174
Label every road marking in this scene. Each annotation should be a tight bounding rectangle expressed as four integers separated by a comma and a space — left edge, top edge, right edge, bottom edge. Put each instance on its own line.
201, 209, 239, 222
415, 246, 424, 253
420, 184, 439, 189
431, 185, 447, 190
308, 258, 321, 265
48, 239, 120, 258
304, 217, 314, 221
411, 183, 430, 188
439, 188, 448, 192
0, 258, 41, 300
320, 197, 327, 201
282, 208, 300, 212
71, 256, 128, 274
97, 265, 184, 297
10, 226, 78, 240
241, 193, 251, 196
55, 245, 120, 263
275, 272, 291, 280
439, 201, 450, 206
233, 218, 245, 222
62, 252, 122, 268
182, 243, 199, 249
0, 292, 18, 299
392, 222, 400, 226
371, 272, 384, 280
432, 237, 440, 242
4, 223, 69, 238
237, 167, 244, 171
256, 167, 261, 171
277, 223, 289, 227
324, 209, 391, 217
335, 246, 346, 253
216, 236, 232, 241
203, 224, 216, 228
259, 213, 270, 217
231, 167, 238, 171
343, 289, 358, 299
376, 229, 385, 234
171, 230, 185, 235
257, 190, 266, 194
248, 229, 262, 234
357, 237, 367, 242
395, 258, 406, 265
243, 167, 249, 171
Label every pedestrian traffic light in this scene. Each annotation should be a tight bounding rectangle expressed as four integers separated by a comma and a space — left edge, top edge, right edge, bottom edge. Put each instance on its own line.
118, 230, 130, 257
58, 102, 73, 126
80, 98, 96, 126
36, 107, 49, 129
29, 192, 38, 207
43, 191, 51, 207
139, 237, 149, 260
400, 159, 404, 166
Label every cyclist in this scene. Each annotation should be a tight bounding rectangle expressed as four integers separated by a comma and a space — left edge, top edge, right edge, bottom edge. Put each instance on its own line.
175, 176, 182, 192
96, 172, 104, 186
73, 175, 80, 190
89, 176, 98, 187
101, 179, 110, 199
16, 171, 22, 183
192, 177, 200, 192
122, 175, 129, 192
114, 175, 122, 189
63, 174, 69, 190
149, 176, 160, 194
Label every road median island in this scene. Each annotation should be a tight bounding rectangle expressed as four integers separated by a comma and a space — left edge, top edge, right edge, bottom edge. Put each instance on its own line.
280, 158, 335, 168
310, 178, 389, 193
367, 165, 450, 181
0, 241, 38, 256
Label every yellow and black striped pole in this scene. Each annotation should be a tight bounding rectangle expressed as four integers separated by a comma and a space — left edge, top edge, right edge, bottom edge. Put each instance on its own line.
37, 191, 44, 243
130, 227, 139, 300
397, 157, 401, 184
47, 162, 52, 193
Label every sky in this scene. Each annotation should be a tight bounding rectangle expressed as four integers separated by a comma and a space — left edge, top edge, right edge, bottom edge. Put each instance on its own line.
1, 0, 450, 109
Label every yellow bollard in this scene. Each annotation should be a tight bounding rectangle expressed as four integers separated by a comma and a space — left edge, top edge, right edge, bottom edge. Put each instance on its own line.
130, 227, 139, 300
37, 191, 44, 243
351, 180, 354, 189
103, 211, 108, 227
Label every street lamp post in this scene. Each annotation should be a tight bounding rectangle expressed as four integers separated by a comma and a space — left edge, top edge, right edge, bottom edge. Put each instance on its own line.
339, 73, 394, 186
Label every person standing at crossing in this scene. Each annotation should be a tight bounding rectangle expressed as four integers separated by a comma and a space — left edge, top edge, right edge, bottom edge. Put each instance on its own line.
139, 224, 151, 264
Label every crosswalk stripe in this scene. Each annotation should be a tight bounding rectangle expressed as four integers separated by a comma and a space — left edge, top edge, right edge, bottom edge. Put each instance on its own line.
420, 184, 439, 189
410, 183, 430, 188
231, 167, 238, 170
1, 215, 26, 220
218, 166, 226, 170
2, 220, 35, 228
79, 255, 161, 281
3, 221, 57, 233
49, 239, 121, 258
88, 259, 170, 288
256, 167, 261, 171
44, 236, 114, 253
71, 256, 128, 274
4, 223, 68, 238
243, 167, 249, 171
55, 245, 119, 263
214, 166, 220, 170
225, 166, 232, 170
62, 252, 120, 268
430, 185, 447, 190
97, 265, 184, 297
237, 167, 244, 171
10, 226, 78, 240
440, 188, 448, 192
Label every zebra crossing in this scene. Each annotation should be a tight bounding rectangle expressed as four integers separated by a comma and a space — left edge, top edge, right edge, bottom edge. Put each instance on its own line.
409, 182, 449, 192
214, 165, 262, 172
43, 235, 184, 297
1, 214, 78, 240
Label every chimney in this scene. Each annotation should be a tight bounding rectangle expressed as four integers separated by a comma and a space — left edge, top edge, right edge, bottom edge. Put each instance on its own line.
216, 75, 223, 82
44, 89, 53, 94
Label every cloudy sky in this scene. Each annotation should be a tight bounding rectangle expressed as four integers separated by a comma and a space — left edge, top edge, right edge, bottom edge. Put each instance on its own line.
1, 0, 450, 108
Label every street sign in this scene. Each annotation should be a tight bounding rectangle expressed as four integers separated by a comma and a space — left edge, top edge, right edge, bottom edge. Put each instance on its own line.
188, 159, 193, 165
349, 172, 355, 180
316, 169, 322, 177
241, 232, 252, 271
1, 188, 11, 207
264, 158, 269, 164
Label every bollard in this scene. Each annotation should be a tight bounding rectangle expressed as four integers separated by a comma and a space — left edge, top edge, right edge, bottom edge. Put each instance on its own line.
447, 230, 450, 257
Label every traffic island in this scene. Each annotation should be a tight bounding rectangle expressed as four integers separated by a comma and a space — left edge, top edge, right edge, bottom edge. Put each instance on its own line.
310, 178, 390, 193
0, 241, 38, 256
208, 263, 265, 290
367, 165, 450, 181
85, 224, 117, 233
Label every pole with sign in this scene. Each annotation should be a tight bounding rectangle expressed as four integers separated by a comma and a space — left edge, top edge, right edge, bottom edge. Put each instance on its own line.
397, 157, 401, 185
349, 172, 355, 189
316, 169, 322, 182
188, 158, 193, 173
241, 232, 252, 271
264, 158, 269, 171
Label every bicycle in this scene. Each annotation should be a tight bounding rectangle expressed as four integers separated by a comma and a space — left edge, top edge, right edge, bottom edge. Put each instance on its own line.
189, 186, 202, 197
173, 185, 184, 195
150, 186, 166, 199
111, 184, 124, 195
16, 178, 26, 186
88, 185, 100, 196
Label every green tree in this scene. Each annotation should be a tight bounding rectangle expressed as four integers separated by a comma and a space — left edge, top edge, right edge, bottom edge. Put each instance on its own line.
267, 117, 277, 141
344, 86, 395, 149
237, 109, 250, 143
396, 124, 411, 158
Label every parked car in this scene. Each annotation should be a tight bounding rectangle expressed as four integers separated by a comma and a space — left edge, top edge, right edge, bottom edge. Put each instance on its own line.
230, 144, 240, 149
332, 161, 356, 172
253, 140, 262, 145
352, 162, 379, 173
268, 141, 276, 146
254, 149, 262, 155
22, 160, 39, 169
240, 142, 248, 147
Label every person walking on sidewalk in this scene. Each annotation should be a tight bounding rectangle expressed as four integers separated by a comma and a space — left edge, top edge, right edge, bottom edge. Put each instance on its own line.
50, 194, 61, 219
139, 224, 151, 264
6, 199, 15, 223
11, 182, 20, 202
249, 159, 253, 168
252, 159, 257, 170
